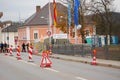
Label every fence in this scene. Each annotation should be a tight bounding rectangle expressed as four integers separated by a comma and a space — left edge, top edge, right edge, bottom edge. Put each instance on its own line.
46, 44, 92, 57
34, 42, 120, 61
96, 45, 120, 61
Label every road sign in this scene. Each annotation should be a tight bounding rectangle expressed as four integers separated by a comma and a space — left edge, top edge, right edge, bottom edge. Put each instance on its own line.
53, 34, 67, 39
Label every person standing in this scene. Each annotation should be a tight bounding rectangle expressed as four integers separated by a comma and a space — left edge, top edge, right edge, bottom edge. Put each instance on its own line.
22, 43, 26, 52
26, 43, 29, 52
0, 42, 3, 53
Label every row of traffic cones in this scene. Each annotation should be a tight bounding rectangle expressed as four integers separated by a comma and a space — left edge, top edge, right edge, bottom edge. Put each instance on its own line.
4, 45, 34, 61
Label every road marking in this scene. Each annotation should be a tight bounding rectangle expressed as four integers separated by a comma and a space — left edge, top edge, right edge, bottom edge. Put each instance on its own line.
44, 68, 59, 73
75, 77, 88, 80
7, 55, 59, 73
20, 60, 37, 66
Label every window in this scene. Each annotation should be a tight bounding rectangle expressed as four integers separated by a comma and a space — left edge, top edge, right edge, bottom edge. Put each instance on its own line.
34, 33, 38, 39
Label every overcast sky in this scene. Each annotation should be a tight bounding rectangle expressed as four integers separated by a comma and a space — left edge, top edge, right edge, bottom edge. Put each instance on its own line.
0, 0, 120, 22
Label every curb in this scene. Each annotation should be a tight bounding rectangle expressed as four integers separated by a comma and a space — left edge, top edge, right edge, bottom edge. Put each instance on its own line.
49, 55, 120, 69
35, 53, 120, 69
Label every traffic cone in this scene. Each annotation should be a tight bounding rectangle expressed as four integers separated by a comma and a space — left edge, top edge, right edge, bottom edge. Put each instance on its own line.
91, 49, 97, 65
49, 45, 52, 55
49, 49, 52, 55
91, 56, 97, 65
9, 45, 13, 56
28, 46, 33, 62
16, 46, 22, 60
40, 51, 52, 68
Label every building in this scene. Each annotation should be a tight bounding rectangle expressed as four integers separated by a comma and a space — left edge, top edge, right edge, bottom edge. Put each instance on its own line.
18, 2, 67, 45
1, 22, 22, 48
18, 2, 96, 46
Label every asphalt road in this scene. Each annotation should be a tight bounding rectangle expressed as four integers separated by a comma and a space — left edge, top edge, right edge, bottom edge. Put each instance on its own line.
0, 52, 120, 80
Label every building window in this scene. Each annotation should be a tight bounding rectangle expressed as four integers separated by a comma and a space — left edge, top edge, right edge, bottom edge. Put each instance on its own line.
34, 33, 38, 39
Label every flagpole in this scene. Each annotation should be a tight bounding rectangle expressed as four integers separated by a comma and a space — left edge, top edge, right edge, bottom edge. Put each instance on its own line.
75, 25, 78, 44
74, 0, 80, 44
68, 0, 71, 43
48, 0, 51, 45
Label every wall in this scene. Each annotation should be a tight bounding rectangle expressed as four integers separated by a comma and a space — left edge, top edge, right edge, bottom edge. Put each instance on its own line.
2, 32, 18, 48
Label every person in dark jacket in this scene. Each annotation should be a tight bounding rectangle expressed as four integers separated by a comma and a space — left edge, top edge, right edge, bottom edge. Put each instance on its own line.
22, 43, 26, 52
0, 42, 4, 53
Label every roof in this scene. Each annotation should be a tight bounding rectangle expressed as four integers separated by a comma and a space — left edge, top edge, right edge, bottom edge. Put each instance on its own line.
2, 23, 23, 32
24, 2, 67, 26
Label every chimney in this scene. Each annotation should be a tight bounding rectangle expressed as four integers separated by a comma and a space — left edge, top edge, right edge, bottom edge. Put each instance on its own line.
36, 6, 41, 13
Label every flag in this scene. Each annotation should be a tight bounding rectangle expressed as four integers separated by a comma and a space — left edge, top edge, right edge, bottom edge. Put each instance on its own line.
74, 0, 80, 26
53, 0, 57, 27
68, 0, 71, 27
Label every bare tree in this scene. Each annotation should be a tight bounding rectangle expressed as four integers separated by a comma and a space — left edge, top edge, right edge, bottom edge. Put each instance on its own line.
88, 0, 115, 44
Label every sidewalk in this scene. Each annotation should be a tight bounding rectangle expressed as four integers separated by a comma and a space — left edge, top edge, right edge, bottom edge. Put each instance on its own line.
48, 54, 120, 69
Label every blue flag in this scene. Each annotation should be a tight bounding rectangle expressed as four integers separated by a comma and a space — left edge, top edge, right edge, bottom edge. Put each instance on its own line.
74, 0, 80, 26
68, 0, 71, 27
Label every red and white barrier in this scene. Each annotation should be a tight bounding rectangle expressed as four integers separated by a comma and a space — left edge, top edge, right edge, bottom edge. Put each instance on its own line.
9, 45, 13, 56
40, 51, 52, 68
16, 46, 22, 60
28, 45, 33, 61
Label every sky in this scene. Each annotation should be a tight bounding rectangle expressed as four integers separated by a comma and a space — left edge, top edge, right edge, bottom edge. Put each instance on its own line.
0, 0, 120, 22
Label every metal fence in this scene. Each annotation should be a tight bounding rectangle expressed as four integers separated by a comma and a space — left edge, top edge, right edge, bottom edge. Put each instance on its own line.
48, 44, 92, 57
95, 45, 120, 61
36, 42, 120, 61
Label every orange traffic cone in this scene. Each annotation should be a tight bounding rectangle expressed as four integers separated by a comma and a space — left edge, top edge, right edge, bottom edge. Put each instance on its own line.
49, 45, 52, 55
49, 49, 52, 55
40, 51, 52, 68
91, 49, 97, 65
91, 56, 96, 65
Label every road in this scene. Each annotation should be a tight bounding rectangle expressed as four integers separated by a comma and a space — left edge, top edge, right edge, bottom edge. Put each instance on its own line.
0, 52, 120, 80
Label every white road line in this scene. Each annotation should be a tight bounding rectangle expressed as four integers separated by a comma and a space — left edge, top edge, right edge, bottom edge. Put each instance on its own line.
7, 55, 59, 73
20, 60, 37, 66
75, 77, 88, 80
44, 68, 59, 73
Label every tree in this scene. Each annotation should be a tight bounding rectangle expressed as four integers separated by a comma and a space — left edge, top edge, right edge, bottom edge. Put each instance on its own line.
58, 0, 90, 43
58, 0, 116, 44
88, 0, 115, 44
